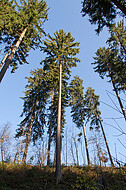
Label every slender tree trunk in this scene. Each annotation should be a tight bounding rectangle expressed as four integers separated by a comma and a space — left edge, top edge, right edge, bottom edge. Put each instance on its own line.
80, 138, 85, 166
1, 141, 4, 163
111, 77, 126, 121
111, 0, 126, 15
42, 142, 47, 167
56, 60, 62, 184
18, 138, 22, 164
71, 138, 76, 165
99, 117, 114, 167
22, 117, 33, 164
0, 44, 14, 69
47, 91, 54, 166
73, 136, 79, 166
13, 152, 18, 163
108, 67, 126, 121
54, 144, 56, 167
82, 119, 91, 166
0, 26, 28, 83
66, 129, 67, 166
60, 133, 62, 166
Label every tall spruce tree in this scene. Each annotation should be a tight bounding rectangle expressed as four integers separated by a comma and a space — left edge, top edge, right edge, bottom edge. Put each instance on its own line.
46, 75, 69, 166
42, 29, 80, 183
15, 68, 51, 164
0, 0, 48, 83
84, 87, 114, 166
92, 20, 126, 120
69, 76, 90, 166
81, 0, 126, 33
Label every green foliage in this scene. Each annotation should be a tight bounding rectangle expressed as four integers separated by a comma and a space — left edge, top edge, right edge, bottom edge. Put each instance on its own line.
71, 175, 102, 190
41, 29, 80, 77
15, 68, 51, 142
41, 29, 80, 140
69, 77, 102, 130
0, 0, 49, 72
81, 0, 126, 33
92, 20, 126, 92
0, 164, 125, 190
84, 87, 101, 130
69, 76, 85, 128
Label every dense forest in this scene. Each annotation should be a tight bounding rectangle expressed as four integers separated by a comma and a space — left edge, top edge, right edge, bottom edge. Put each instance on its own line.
0, 0, 126, 189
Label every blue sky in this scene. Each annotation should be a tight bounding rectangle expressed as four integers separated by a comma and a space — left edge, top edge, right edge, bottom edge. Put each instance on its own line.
0, 0, 126, 165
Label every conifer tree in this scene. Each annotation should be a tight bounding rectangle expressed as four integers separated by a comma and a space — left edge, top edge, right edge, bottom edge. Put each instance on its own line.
81, 0, 126, 33
42, 29, 80, 183
0, 0, 48, 83
84, 87, 114, 166
15, 68, 51, 164
69, 76, 90, 166
92, 20, 126, 121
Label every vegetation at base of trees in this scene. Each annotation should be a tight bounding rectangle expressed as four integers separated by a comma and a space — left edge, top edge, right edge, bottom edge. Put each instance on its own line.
0, 163, 126, 190
81, 0, 126, 33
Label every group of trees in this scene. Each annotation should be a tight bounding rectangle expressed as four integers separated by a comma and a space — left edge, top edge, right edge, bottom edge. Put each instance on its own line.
0, 0, 125, 184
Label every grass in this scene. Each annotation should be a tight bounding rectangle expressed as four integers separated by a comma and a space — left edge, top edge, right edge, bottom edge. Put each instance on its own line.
0, 163, 126, 190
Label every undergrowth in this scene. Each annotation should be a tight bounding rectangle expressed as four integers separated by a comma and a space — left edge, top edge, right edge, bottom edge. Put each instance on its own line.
0, 163, 125, 190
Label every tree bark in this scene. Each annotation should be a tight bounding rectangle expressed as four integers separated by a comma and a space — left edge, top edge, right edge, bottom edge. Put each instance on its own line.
54, 144, 56, 167
66, 129, 67, 166
111, 0, 126, 15
111, 77, 126, 121
0, 26, 28, 83
56, 60, 62, 184
73, 136, 79, 166
18, 138, 22, 164
108, 66, 126, 121
1, 140, 4, 163
21, 117, 33, 164
71, 138, 76, 165
82, 119, 91, 166
99, 117, 114, 167
0, 44, 14, 69
13, 152, 18, 163
47, 91, 54, 166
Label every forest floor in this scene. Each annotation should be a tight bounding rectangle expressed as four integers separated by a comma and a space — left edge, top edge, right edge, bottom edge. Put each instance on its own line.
0, 163, 126, 190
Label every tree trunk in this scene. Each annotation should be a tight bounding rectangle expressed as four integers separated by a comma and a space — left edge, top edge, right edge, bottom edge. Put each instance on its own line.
111, 0, 126, 15
60, 133, 62, 166
0, 26, 28, 83
0, 44, 14, 69
111, 77, 126, 121
73, 136, 79, 166
99, 117, 114, 167
1, 142, 4, 163
71, 138, 76, 165
108, 67, 126, 121
22, 117, 33, 164
54, 144, 56, 167
47, 91, 54, 166
82, 119, 91, 166
18, 138, 22, 164
56, 60, 62, 184
13, 152, 18, 163
66, 129, 67, 166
